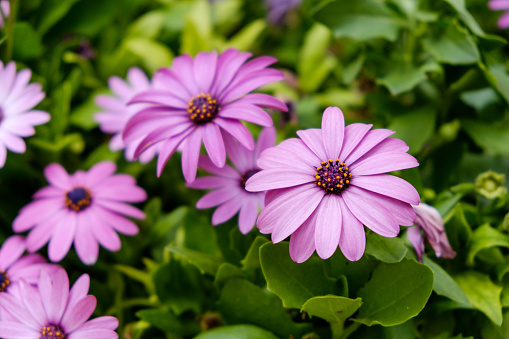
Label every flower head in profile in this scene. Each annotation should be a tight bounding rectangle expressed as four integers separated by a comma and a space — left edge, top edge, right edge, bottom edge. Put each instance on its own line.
94, 67, 157, 163
0, 268, 119, 339
407, 203, 456, 262
246, 107, 420, 262
13, 161, 147, 265
123, 49, 287, 182
489, 0, 509, 29
0, 236, 56, 299
0, 61, 49, 168
188, 128, 275, 234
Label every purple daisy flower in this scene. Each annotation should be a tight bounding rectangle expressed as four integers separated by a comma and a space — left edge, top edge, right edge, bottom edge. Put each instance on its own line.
0, 236, 56, 300
489, 0, 509, 29
123, 49, 287, 182
94, 67, 158, 163
0, 61, 49, 168
246, 107, 420, 262
407, 203, 456, 262
13, 161, 147, 265
0, 268, 119, 339
188, 128, 275, 234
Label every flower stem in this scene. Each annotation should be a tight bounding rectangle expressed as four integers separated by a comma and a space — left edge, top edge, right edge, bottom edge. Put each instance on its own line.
5, 0, 17, 62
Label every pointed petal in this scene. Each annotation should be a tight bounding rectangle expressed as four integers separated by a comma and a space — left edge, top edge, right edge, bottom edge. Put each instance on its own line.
315, 195, 342, 259
338, 198, 366, 261
322, 107, 344, 160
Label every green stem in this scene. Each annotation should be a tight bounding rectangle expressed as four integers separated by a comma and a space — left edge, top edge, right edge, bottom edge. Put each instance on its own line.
339, 322, 362, 339
5, 0, 17, 62
331, 321, 344, 339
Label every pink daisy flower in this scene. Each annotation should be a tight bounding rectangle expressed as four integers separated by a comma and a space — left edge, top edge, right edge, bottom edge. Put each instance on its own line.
489, 0, 509, 29
0, 268, 119, 339
407, 203, 456, 262
188, 128, 275, 234
0, 1, 9, 29
94, 67, 159, 164
0, 61, 49, 168
246, 107, 420, 263
0, 235, 56, 298
12, 161, 147, 265
123, 49, 287, 182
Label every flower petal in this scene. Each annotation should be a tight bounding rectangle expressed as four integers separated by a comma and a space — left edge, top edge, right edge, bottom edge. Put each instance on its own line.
289, 210, 318, 263
350, 152, 419, 175
351, 174, 420, 205
194, 51, 217, 93
297, 128, 327, 161
238, 196, 259, 234
214, 117, 254, 150
44, 163, 72, 191
315, 195, 342, 259
0, 235, 26, 271
61, 295, 97, 333
48, 211, 77, 262
322, 107, 344, 160
212, 196, 243, 225
344, 129, 394, 165
203, 123, 226, 168
338, 198, 366, 261
246, 168, 314, 191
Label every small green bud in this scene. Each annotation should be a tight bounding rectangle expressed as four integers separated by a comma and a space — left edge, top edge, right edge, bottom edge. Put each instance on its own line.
475, 170, 507, 199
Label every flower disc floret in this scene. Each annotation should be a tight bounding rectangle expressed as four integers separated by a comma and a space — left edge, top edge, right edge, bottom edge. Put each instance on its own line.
65, 187, 92, 212
315, 159, 351, 194
188, 93, 219, 124
0, 270, 9, 292
41, 324, 65, 339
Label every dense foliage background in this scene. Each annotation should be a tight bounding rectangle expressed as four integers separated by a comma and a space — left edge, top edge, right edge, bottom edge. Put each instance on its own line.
2, 0, 509, 338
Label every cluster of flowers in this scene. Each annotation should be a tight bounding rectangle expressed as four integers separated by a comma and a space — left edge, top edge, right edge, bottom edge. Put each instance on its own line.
0, 48, 456, 337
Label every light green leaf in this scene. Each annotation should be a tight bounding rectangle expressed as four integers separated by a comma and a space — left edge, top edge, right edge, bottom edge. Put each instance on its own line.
214, 263, 246, 290
443, 0, 485, 36
423, 22, 479, 65
194, 325, 280, 339
487, 64, 509, 105
126, 11, 165, 39
137, 309, 199, 336
460, 88, 501, 112
124, 38, 173, 73
166, 246, 223, 276
388, 106, 436, 154
355, 258, 434, 326
313, 0, 401, 41
454, 271, 503, 325
422, 257, 470, 307
226, 19, 266, 51
218, 278, 311, 338
466, 224, 509, 266
240, 236, 269, 274
260, 242, 336, 309
377, 64, 428, 95
114, 265, 154, 294
365, 232, 407, 263
301, 295, 362, 324
462, 119, 509, 156
70, 90, 104, 130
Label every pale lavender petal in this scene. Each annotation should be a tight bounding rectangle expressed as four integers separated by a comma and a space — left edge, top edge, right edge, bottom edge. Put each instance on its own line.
48, 211, 76, 262
74, 216, 99, 265
32, 186, 62, 199
41, 268, 69, 324
289, 210, 318, 263
238, 197, 259, 234
187, 176, 235, 189
156, 127, 195, 177
342, 186, 400, 237
314, 195, 342, 259
196, 154, 239, 178
61, 295, 97, 333
26, 209, 67, 253
258, 183, 324, 242
338, 198, 365, 261
181, 127, 203, 183
212, 196, 243, 225
19, 280, 45, 327
498, 10, 509, 28
0, 321, 40, 338
76, 316, 119, 331
44, 163, 72, 190
254, 127, 276, 160
0, 292, 39, 329
194, 51, 217, 92
129, 90, 187, 108
85, 161, 117, 187
0, 130, 26, 153
223, 130, 251, 173
92, 205, 139, 236
236, 93, 288, 111
407, 226, 424, 262
214, 117, 254, 150
220, 68, 284, 103
257, 138, 318, 171
0, 143, 6, 167
344, 129, 394, 165
246, 168, 313, 191
489, 0, 509, 10
350, 152, 419, 175
219, 103, 273, 127
94, 185, 147, 203
68, 329, 118, 339
13, 198, 63, 232
196, 187, 239, 209
97, 199, 145, 219
337, 123, 374, 162
211, 49, 252, 95
322, 107, 344, 160
354, 138, 409, 164
171, 54, 199, 94
0, 235, 26, 271
203, 123, 226, 168
297, 129, 327, 161
153, 68, 191, 100
67, 274, 90, 310
0, 62, 17, 102
351, 174, 420, 205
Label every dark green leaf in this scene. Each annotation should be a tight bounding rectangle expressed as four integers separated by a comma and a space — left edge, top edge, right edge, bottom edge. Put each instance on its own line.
443, 0, 485, 36
365, 232, 407, 263
194, 324, 280, 339
462, 119, 509, 156
377, 64, 428, 95
466, 224, 509, 266
13, 22, 42, 60
388, 107, 436, 154
166, 246, 223, 275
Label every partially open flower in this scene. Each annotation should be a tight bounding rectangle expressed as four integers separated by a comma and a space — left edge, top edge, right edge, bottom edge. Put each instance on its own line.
407, 203, 456, 262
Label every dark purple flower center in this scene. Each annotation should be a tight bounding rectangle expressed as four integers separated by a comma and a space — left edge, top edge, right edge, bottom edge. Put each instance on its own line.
187, 93, 219, 125
40, 324, 66, 339
0, 270, 10, 292
315, 159, 351, 195
241, 168, 261, 189
65, 187, 92, 212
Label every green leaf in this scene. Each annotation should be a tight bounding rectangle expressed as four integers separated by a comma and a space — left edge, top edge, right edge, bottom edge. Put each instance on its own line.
388, 107, 436, 154
313, 0, 401, 41
422, 257, 470, 307
454, 271, 503, 325
466, 224, 509, 266
341, 53, 365, 84
182, 209, 220, 256
443, 0, 485, 36
136, 309, 199, 336
365, 232, 407, 263
481, 312, 509, 339
240, 236, 269, 274
194, 324, 280, 339
226, 19, 266, 51
69, 90, 103, 130
461, 119, 509, 156
114, 264, 154, 294
486, 64, 509, 105
260, 242, 336, 309
377, 63, 428, 95
355, 258, 434, 326
124, 38, 173, 73
460, 87, 501, 112
37, 0, 81, 36
126, 11, 165, 39
13, 22, 42, 60
298, 23, 335, 93
166, 245, 223, 275
423, 22, 479, 65
301, 295, 362, 323
214, 263, 246, 290
217, 278, 310, 338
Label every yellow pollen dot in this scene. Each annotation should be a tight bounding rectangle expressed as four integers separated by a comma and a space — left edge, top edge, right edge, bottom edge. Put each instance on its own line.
336, 176, 340, 179
339, 185, 343, 188
340, 180, 343, 184
317, 182, 321, 186
345, 167, 349, 170
336, 158, 340, 162
336, 184, 340, 187
315, 175, 320, 179
346, 180, 350, 184
324, 172, 328, 176
317, 166, 322, 170
322, 162, 326, 166
344, 173, 347, 177
328, 178, 331, 182
328, 159, 333, 163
